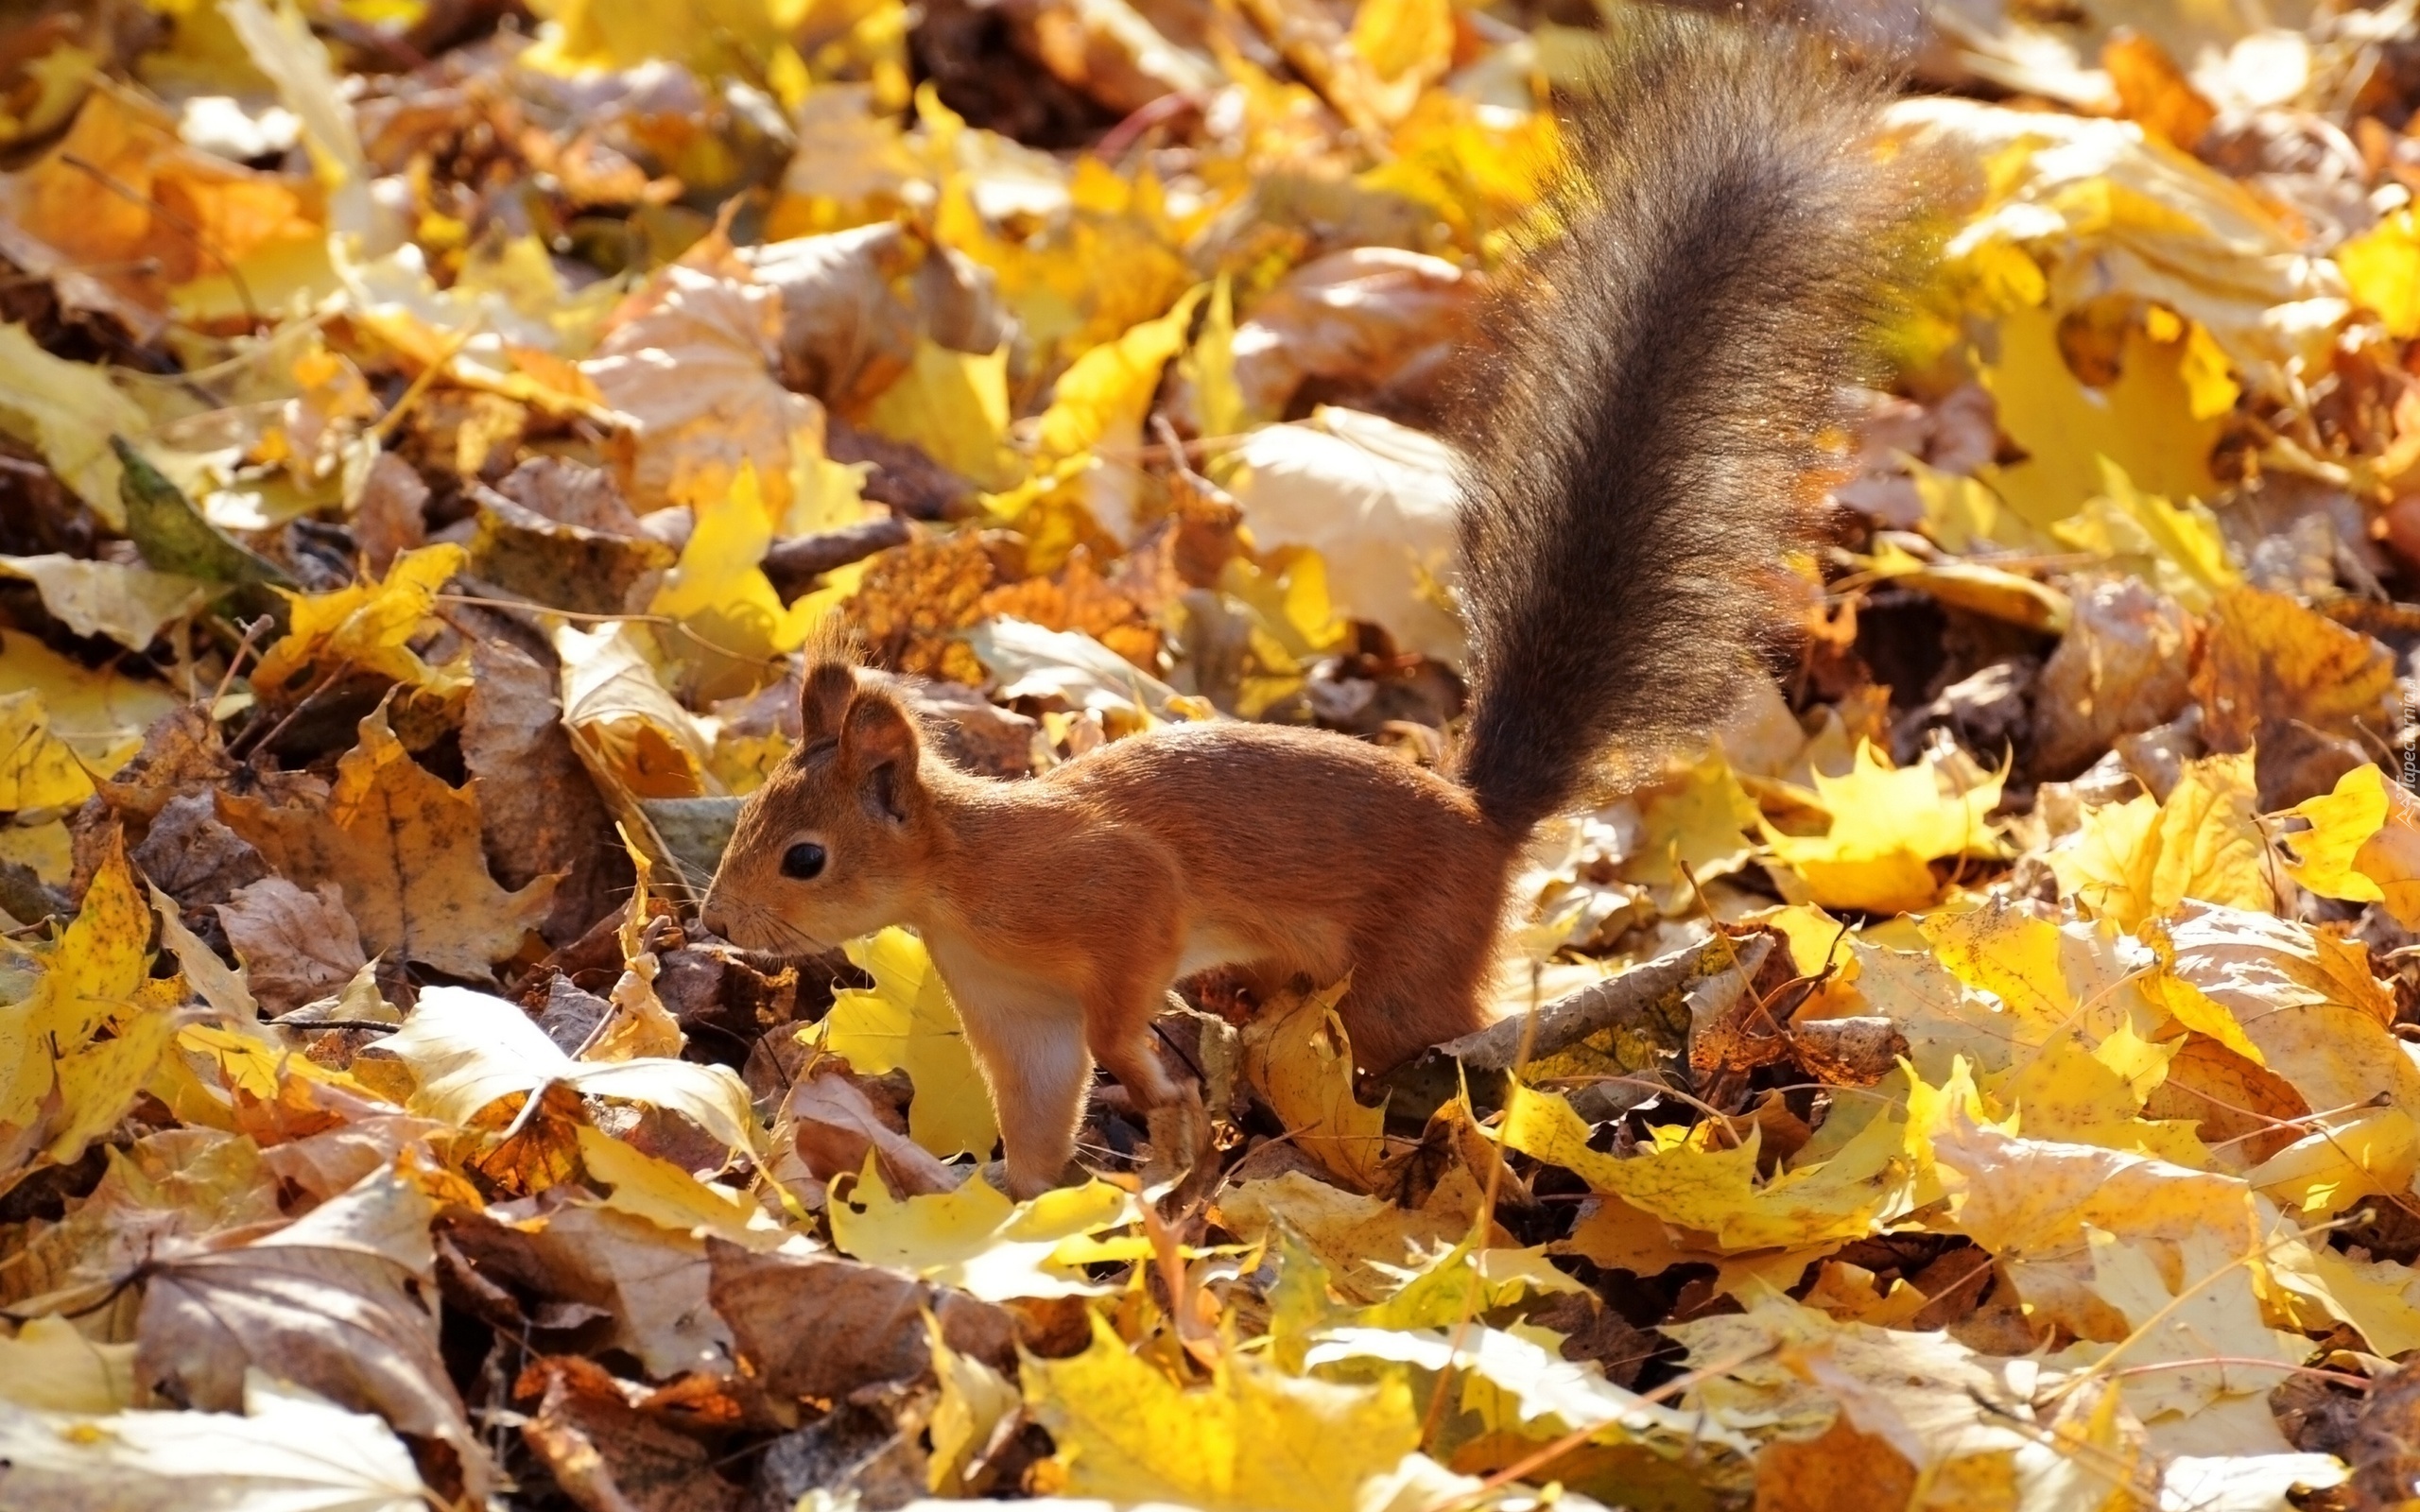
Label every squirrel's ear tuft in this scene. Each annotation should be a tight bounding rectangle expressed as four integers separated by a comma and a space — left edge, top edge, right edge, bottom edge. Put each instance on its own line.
843, 691, 921, 822
799, 661, 857, 745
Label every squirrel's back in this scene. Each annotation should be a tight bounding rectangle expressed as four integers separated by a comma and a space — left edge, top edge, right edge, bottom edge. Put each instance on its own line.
1451, 9, 1911, 836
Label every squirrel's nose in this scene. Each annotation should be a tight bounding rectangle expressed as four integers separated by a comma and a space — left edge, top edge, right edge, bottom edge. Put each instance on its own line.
697, 896, 731, 941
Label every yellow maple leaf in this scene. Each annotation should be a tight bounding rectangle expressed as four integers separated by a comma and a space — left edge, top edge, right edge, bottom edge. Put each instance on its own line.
2155, 902, 2420, 1120
1350, 0, 1454, 94
2247, 1105, 2419, 1219
2193, 585, 2399, 756
2283, 1240, 2420, 1358
1179, 276, 1245, 439
154, 1022, 384, 1134
1360, 91, 1562, 253
1904, 904, 2234, 1091
1239, 978, 1391, 1191
926, 1313, 1021, 1496
2049, 751, 2271, 929
1762, 741, 2006, 915
2049, 457, 2238, 612
1023, 1313, 1421, 1511
827, 1154, 1144, 1300
2340, 205, 2420, 338
0, 555, 210, 652
1977, 301, 2224, 527
859, 337, 1012, 489
0, 631, 177, 775
0, 692, 92, 813
810, 928, 999, 1160
1499, 1083, 1911, 1253
1032, 286, 1205, 538
1351, 1234, 1585, 1332
927, 102, 1194, 368
0, 839, 182, 1191
574, 1124, 768, 1247
1618, 749, 1761, 912
1860, 539, 2070, 634
1909, 456, 2057, 556
1983, 1033, 2204, 1165
2278, 763, 2393, 904
648, 463, 821, 702
251, 542, 468, 697
0, 326, 152, 528
1218, 1171, 1470, 1303
523, 0, 808, 79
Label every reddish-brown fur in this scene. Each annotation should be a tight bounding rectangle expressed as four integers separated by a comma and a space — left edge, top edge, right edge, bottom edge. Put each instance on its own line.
702, 12, 1911, 1197
702, 665, 1513, 1194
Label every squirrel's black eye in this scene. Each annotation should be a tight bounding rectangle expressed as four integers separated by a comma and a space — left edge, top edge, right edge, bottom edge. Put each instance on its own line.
780, 842, 827, 880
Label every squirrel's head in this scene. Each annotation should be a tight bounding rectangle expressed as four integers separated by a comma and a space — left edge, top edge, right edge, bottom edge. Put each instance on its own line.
700, 660, 932, 956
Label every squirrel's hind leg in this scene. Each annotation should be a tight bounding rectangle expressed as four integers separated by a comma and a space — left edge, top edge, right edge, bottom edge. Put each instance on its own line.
1087, 977, 1208, 1199
1335, 921, 1498, 1073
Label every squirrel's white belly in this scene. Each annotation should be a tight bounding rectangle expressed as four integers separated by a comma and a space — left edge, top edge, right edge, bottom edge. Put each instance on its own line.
1174, 926, 1258, 979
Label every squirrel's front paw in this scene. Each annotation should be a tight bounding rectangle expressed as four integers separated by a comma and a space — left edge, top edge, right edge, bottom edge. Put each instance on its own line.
982, 1157, 1088, 1200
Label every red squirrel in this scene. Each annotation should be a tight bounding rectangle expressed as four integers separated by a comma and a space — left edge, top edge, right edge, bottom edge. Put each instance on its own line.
701, 13, 1911, 1197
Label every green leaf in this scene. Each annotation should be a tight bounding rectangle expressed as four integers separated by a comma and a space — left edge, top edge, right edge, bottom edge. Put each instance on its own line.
110, 437, 295, 593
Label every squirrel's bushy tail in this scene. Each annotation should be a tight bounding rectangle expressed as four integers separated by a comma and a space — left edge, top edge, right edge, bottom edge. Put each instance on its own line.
1452, 9, 1910, 837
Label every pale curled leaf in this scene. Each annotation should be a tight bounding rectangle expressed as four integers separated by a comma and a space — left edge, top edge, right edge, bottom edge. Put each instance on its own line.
382, 985, 758, 1154
0, 555, 208, 650
133, 1166, 487, 1496
0, 1375, 429, 1512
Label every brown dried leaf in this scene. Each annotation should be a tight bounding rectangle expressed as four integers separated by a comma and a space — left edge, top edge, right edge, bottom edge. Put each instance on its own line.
770, 1070, 963, 1200
497, 457, 649, 536
462, 639, 630, 946
582, 239, 826, 517
445, 1202, 734, 1380
0, 1130, 282, 1320
218, 704, 556, 978
216, 878, 368, 1019
257, 1113, 449, 1206
2193, 586, 2396, 774
353, 453, 429, 577
740, 225, 924, 409
95, 706, 321, 846
2031, 578, 2195, 778
130, 793, 269, 908
134, 1166, 491, 1498
705, 1238, 1016, 1402
1227, 248, 1478, 423
467, 489, 678, 619
515, 1356, 745, 1512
